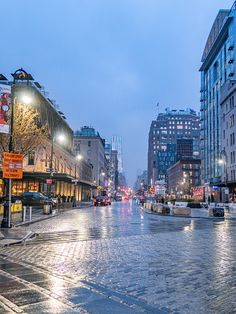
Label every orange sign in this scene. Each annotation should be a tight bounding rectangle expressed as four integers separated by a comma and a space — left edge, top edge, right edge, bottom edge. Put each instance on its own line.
3, 152, 23, 179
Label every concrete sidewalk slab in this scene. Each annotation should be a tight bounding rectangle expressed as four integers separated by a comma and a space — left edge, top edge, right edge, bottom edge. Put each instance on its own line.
0, 229, 35, 247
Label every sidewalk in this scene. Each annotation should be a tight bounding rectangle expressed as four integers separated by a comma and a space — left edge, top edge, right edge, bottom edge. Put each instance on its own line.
0, 202, 92, 246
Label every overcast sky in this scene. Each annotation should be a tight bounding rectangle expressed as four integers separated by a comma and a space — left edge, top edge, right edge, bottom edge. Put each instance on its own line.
1, 0, 234, 184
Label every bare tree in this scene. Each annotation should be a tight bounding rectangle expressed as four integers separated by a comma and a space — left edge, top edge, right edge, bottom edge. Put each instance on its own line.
0, 104, 48, 155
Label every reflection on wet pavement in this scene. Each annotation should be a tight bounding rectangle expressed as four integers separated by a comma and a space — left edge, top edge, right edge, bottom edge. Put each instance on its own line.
1, 201, 236, 313
13, 201, 231, 245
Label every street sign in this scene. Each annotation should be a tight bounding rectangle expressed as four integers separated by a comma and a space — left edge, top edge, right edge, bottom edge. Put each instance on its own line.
3, 152, 23, 179
46, 168, 57, 173
46, 179, 53, 184
72, 179, 79, 183
97, 185, 103, 190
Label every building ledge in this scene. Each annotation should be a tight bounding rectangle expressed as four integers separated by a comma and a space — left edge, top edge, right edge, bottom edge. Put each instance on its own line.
200, 17, 233, 72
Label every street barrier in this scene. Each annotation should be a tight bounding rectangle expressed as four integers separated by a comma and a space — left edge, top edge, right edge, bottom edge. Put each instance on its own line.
209, 206, 224, 217
172, 206, 191, 216
0, 203, 22, 215
22, 206, 26, 222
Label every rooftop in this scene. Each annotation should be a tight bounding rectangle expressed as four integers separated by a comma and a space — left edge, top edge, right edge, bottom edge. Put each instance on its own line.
74, 126, 101, 137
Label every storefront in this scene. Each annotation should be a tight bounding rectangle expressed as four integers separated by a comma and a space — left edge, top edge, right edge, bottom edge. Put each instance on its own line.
0, 171, 95, 202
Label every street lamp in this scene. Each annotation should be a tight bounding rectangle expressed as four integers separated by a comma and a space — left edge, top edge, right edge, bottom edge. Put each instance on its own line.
218, 150, 228, 202
48, 133, 66, 197
218, 150, 228, 184
72, 154, 83, 207
1, 68, 34, 228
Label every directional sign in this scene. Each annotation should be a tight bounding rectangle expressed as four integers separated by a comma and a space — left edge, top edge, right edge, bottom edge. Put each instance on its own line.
97, 185, 103, 190
72, 179, 79, 183
3, 152, 23, 179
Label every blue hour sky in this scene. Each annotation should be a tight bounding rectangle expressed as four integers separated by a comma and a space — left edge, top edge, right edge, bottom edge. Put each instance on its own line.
1, 0, 234, 184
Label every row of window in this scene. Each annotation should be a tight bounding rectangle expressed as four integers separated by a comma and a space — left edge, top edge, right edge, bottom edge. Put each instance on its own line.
230, 133, 235, 146
231, 151, 236, 164
223, 96, 235, 115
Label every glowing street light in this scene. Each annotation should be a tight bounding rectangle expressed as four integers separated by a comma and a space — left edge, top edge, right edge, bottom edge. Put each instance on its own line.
20, 95, 32, 105
76, 154, 83, 160
56, 133, 66, 144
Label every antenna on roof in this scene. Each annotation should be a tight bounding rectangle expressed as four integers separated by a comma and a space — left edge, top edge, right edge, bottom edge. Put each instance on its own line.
157, 102, 160, 116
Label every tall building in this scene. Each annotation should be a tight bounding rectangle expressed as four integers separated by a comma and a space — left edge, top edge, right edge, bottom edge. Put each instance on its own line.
134, 170, 148, 192
111, 150, 119, 190
200, 3, 236, 185
148, 108, 200, 185
167, 159, 201, 198
176, 139, 194, 161
111, 135, 127, 186
111, 135, 123, 173
73, 126, 106, 186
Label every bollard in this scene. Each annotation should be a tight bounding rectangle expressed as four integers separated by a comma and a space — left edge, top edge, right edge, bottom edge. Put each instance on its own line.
22, 206, 26, 222
29, 206, 32, 221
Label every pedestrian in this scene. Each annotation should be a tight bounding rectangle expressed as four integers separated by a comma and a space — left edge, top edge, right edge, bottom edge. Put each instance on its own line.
62, 194, 66, 203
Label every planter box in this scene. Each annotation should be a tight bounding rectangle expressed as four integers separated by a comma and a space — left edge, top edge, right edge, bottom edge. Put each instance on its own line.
157, 205, 170, 215
173, 206, 191, 216
209, 207, 224, 217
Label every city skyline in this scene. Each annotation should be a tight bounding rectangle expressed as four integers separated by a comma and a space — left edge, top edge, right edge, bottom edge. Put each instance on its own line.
1, 0, 234, 184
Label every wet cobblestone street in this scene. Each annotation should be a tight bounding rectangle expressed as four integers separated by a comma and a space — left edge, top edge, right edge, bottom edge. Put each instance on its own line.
1, 201, 236, 313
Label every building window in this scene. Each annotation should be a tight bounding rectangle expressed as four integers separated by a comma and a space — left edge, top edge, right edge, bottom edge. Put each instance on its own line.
230, 96, 235, 109
230, 114, 235, 127
231, 170, 235, 181
28, 152, 35, 166
213, 61, 219, 82
88, 141, 91, 147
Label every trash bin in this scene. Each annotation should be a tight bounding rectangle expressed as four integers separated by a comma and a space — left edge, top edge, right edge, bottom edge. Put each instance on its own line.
43, 201, 51, 215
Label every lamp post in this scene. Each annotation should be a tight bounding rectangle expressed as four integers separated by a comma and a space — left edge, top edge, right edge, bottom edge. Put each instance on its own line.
48, 133, 66, 197
1, 68, 34, 228
218, 149, 228, 202
72, 154, 83, 207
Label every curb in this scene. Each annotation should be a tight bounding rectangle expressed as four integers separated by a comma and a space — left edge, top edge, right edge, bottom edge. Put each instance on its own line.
14, 213, 60, 227
142, 207, 229, 220
14, 204, 93, 227
0, 231, 36, 247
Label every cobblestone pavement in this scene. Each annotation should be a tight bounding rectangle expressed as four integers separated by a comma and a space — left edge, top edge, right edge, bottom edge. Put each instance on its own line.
1, 201, 236, 313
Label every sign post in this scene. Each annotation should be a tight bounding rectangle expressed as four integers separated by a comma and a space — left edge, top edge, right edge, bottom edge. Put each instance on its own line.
3, 152, 23, 179
2, 152, 23, 228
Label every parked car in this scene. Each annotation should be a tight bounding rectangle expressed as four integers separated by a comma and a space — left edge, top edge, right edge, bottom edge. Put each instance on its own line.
94, 196, 110, 206
22, 192, 54, 208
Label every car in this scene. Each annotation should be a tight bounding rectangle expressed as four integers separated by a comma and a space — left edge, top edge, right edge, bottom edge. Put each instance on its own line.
114, 194, 122, 201
122, 195, 129, 201
93, 196, 107, 206
104, 196, 112, 205
94, 196, 109, 206
22, 192, 54, 208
